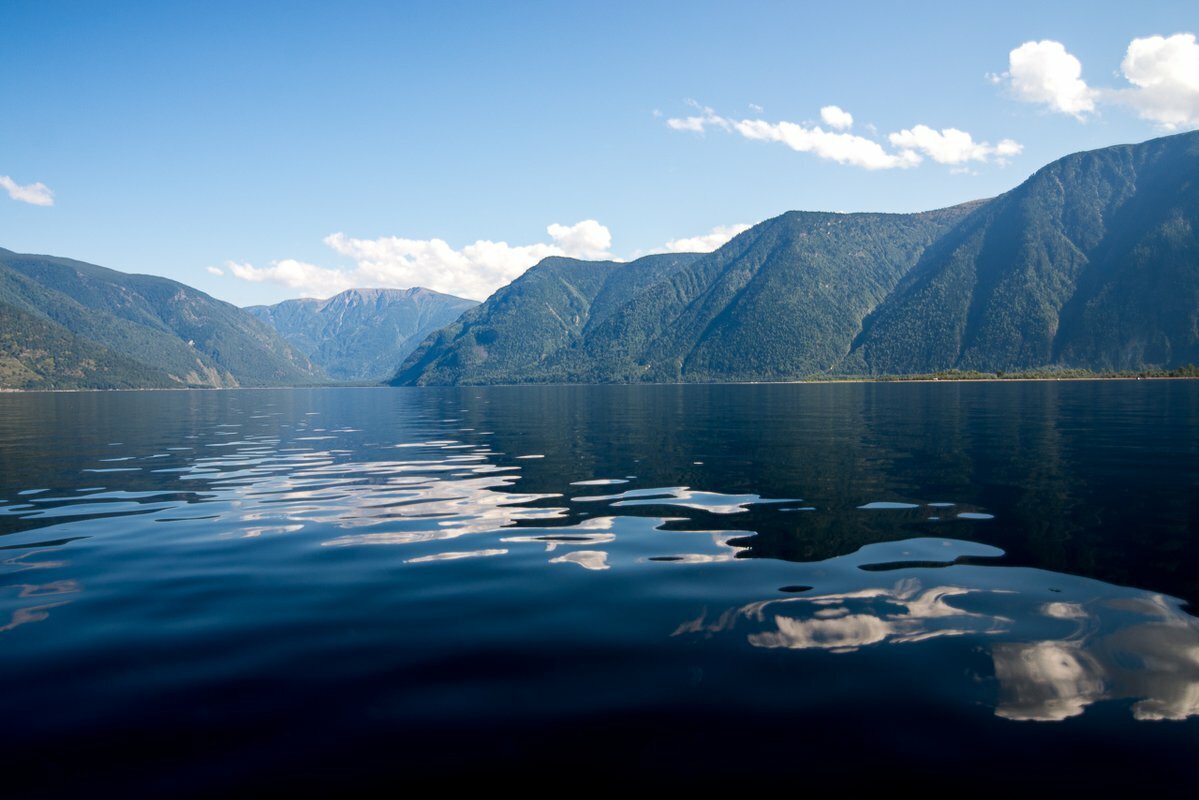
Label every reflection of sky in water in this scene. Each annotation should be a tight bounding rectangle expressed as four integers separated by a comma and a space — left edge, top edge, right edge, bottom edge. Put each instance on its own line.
406, 548, 508, 564
173, 436, 571, 544
0, 425, 777, 629
550, 550, 610, 570
993, 593, 1199, 721
672, 537, 1199, 722
0, 389, 1196, 737
0, 548, 79, 632
574, 486, 799, 514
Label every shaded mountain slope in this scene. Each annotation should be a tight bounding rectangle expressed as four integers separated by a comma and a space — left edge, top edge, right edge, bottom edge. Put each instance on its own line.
397, 131, 1199, 385
0, 249, 323, 388
393, 204, 978, 384
395, 254, 702, 385
848, 130, 1199, 373
0, 300, 178, 389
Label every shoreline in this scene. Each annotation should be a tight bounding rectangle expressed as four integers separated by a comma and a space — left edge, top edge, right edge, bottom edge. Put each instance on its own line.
782, 374, 1199, 385
3, 374, 1198, 393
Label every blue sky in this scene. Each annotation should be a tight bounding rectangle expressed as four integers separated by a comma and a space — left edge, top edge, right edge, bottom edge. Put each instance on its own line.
2, 0, 1196, 304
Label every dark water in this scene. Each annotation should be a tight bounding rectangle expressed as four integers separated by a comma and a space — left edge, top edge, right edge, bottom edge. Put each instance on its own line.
2, 382, 1198, 792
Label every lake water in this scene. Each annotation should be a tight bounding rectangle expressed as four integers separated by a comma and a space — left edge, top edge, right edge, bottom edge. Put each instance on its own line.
2, 382, 1198, 792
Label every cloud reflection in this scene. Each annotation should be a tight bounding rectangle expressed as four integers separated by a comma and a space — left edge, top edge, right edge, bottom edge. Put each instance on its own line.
406, 549, 508, 564
550, 550, 610, 571
671, 537, 1199, 722
573, 486, 799, 515
676, 576, 1008, 653
994, 594, 1199, 721
0, 579, 81, 634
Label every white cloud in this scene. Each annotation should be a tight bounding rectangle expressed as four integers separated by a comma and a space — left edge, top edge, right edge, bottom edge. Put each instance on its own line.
666, 116, 708, 133
228, 220, 616, 301
666, 103, 1016, 170
546, 219, 612, 259
820, 105, 854, 130
1000, 34, 1199, 130
748, 103, 764, 113
206, 266, 224, 276
889, 125, 1023, 164
662, 223, 752, 253
0, 175, 54, 206
228, 258, 353, 299
665, 101, 731, 134
1005, 40, 1097, 118
1116, 33, 1199, 129
995, 139, 1023, 157
734, 118, 920, 169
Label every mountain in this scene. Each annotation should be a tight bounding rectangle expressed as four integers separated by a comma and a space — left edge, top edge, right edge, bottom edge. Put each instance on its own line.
396, 131, 1199, 385
393, 205, 978, 385
247, 287, 476, 382
846, 130, 1199, 373
9, 131, 1196, 390
0, 301, 179, 389
395, 253, 703, 385
0, 249, 324, 389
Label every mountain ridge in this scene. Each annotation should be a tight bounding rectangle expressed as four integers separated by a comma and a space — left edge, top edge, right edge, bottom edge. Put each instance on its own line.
0, 248, 324, 389
848, 129, 1199, 373
395, 131, 1199, 385
5, 131, 1197, 390
392, 201, 984, 385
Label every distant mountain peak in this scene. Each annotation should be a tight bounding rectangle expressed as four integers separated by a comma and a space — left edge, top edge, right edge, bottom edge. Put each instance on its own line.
247, 286, 477, 383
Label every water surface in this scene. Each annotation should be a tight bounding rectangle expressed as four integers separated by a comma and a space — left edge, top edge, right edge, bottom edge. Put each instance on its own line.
1, 382, 1197, 791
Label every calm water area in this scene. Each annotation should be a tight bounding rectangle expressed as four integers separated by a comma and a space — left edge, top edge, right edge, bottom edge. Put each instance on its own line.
1, 382, 1197, 792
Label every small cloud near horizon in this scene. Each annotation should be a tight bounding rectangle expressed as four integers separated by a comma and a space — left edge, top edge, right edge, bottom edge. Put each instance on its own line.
661, 223, 752, 253
225, 219, 758, 301
226, 220, 616, 301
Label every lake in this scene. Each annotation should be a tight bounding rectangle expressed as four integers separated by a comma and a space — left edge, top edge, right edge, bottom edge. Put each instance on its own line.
2, 382, 1198, 792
